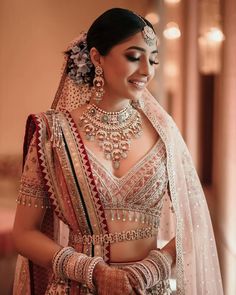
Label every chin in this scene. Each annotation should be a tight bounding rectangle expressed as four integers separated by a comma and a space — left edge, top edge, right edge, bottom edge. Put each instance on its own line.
129, 89, 144, 100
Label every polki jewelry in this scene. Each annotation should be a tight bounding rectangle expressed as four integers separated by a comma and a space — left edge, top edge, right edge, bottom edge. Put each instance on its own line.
79, 103, 143, 169
142, 25, 157, 46
92, 65, 105, 103
133, 12, 157, 46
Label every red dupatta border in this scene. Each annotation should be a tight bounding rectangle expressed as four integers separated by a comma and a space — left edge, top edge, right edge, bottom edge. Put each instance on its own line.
21, 114, 55, 295
61, 110, 110, 261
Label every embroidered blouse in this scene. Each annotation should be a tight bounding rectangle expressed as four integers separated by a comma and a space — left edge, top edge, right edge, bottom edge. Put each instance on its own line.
86, 138, 168, 228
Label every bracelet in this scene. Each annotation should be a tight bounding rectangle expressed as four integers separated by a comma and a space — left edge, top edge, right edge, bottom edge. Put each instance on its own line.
145, 258, 160, 284
85, 256, 103, 291
52, 247, 75, 279
161, 250, 173, 266
51, 246, 104, 291
124, 249, 172, 290
148, 250, 171, 280
123, 265, 145, 290
135, 261, 152, 288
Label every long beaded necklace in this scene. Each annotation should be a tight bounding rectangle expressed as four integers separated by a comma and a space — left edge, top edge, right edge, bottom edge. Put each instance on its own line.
79, 103, 143, 169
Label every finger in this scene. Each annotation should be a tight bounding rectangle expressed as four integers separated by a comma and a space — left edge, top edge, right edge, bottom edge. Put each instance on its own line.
123, 276, 137, 295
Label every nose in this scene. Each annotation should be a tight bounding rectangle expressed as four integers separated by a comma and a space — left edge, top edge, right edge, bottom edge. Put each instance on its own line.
139, 58, 153, 77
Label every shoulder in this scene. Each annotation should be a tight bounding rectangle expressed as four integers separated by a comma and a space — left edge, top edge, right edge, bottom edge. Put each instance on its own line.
25, 109, 69, 128
23, 110, 60, 145
70, 104, 88, 122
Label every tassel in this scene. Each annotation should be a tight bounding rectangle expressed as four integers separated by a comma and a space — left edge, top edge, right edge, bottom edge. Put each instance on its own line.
50, 112, 65, 148
141, 213, 145, 223
110, 210, 115, 221
16, 194, 51, 209
122, 210, 126, 221
128, 210, 133, 221
116, 210, 121, 220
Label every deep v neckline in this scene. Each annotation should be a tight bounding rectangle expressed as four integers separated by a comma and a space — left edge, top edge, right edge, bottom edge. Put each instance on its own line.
65, 109, 162, 180
85, 138, 162, 181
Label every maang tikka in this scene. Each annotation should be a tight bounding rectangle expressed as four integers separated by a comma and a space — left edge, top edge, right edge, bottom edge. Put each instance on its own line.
133, 12, 157, 46
92, 65, 105, 103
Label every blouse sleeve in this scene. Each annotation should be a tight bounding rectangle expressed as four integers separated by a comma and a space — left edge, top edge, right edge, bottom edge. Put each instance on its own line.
16, 132, 51, 209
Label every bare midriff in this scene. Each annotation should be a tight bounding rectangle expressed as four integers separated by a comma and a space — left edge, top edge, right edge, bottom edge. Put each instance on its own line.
107, 218, 157, 263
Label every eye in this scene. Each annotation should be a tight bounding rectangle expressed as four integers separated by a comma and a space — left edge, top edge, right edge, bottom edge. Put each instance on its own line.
125, 55, 140, 62
150, 60, 159, 66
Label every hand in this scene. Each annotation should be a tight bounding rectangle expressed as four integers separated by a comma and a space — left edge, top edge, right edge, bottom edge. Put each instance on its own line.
126, 271, 146, 295
93, 262, 136, 295
124, 249, 173, 291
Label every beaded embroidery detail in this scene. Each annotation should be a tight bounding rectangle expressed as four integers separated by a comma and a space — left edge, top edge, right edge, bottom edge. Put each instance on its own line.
79, 103, 142, 169
16, 133, 51, 209
87, 137, 168, 227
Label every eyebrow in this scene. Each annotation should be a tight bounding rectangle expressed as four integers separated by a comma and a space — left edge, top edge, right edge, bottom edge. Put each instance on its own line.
126, 46, 158, 54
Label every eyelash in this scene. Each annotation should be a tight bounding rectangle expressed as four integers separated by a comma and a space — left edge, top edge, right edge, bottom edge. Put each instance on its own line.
126, 55, 159, 66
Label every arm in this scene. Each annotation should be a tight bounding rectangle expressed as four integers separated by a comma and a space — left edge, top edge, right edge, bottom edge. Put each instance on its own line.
13, 205, 61, 268
12, 132, 61, 267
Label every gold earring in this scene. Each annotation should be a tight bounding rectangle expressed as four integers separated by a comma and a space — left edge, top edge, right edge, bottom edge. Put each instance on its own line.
92, 65, 105, 103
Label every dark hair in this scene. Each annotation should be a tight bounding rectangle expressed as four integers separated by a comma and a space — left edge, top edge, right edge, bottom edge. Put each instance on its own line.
87, 7, 155, 55
66, 8, 156, 86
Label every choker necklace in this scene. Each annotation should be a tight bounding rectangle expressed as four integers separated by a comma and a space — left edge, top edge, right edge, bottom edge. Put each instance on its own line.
79, 103, 143, 169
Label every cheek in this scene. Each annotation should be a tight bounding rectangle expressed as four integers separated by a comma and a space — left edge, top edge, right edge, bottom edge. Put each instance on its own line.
149, 70, 155, 81
103, 60, 134, 83
113, 66, 130, 80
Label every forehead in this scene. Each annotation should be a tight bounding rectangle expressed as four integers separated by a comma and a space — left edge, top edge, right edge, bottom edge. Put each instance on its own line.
110, 31, 158, 54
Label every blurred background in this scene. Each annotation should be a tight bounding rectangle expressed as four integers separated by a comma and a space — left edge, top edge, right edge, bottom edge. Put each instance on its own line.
0, 0, 235, 294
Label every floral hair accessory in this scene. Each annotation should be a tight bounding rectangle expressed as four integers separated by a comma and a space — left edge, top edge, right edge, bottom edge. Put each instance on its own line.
66, 33, 93, 85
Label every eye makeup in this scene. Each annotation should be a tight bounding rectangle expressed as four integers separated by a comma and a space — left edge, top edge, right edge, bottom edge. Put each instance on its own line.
125, 53, 159, 66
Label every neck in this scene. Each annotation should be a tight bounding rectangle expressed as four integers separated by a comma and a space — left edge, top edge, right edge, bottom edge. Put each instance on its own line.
91, 92, 131, 112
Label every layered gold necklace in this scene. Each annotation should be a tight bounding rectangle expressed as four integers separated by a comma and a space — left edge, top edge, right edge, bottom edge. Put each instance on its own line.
79, 103, 142, 169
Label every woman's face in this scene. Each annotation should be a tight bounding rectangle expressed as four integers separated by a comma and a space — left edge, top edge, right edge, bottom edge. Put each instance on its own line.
99, 31, 158, 101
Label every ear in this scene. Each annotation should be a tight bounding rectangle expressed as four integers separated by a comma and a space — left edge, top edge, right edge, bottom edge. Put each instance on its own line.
90, 47, 103, 67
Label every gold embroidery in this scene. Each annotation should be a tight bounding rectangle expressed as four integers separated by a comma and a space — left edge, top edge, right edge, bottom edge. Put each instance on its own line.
16, 193, 51, 209
87, 138, 168, 227
16, 133, 50, 209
